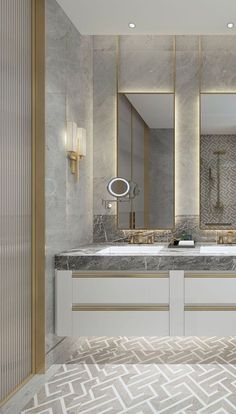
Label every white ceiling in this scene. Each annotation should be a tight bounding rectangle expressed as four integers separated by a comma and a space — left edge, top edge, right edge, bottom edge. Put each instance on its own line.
57, 0, 236, 35
125, 94, 174, 129
201, 94, 236, 134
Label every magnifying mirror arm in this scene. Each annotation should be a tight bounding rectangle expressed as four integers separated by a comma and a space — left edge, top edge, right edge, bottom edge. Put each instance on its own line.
104, 177, 140, 209
102, 197, 131, 210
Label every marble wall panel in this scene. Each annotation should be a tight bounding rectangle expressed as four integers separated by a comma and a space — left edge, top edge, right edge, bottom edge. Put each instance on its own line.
45, 0, 93, 360
119, 35, 174, 92
93, 214, 221, 244
93, 36, 117, 216
175, 37, 200, 217
201, 36, 236, 92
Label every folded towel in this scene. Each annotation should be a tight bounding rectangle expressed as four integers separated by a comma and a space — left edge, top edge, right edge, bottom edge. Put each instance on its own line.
179, 240, 195, 246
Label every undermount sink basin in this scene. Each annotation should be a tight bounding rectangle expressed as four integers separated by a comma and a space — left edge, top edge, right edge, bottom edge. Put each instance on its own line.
96, 245, 164, 256
200, 246, 236, 255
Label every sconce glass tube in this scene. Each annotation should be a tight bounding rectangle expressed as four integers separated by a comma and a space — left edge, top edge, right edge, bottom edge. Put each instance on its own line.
67, 121, 78, 174
78, 127, 86, 158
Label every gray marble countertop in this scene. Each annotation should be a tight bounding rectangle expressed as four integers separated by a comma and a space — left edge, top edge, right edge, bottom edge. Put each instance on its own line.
56, 243, 236, 257
55, 243, 236, 272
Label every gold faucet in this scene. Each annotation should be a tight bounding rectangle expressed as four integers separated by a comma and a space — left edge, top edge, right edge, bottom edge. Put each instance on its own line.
129, 231, 155, 244
217, 231, 233, 244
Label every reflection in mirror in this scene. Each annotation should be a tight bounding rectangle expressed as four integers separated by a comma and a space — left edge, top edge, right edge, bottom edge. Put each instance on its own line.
200, 94, 236, 229
117, 93, 174, 229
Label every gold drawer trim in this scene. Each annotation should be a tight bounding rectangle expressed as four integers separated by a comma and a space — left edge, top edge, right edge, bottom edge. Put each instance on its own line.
72, 271, 169, 279
72, 304, 169, 312
185, 304, 236, 311
185, 272, 236, 279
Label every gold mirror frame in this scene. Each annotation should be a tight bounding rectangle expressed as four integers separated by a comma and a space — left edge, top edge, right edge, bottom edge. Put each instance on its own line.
116, 91, 175, 231
199, 91, 236, 231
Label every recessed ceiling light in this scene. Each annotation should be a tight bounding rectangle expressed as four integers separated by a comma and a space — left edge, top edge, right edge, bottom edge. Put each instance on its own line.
227, 22, 234, 29
128, 22, 136, 29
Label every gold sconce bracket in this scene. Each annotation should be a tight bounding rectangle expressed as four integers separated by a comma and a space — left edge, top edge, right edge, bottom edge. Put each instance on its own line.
68, 151, 78, 174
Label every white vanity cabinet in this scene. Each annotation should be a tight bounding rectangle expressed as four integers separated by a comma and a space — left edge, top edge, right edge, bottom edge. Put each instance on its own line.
56, 271, 170, 337
55, 270, 236, 337
184, 272, 236, 336
72, 273, 169, 304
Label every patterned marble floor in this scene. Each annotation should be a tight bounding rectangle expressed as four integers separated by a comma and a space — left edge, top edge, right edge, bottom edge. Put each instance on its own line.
21, 337, 236, 414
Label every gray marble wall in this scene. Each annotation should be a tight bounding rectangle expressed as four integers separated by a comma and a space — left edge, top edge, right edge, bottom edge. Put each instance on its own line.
93, 37, 117, 217
175, 36, 199, 217
93, 34, 236, 242
45, 0, 93, 361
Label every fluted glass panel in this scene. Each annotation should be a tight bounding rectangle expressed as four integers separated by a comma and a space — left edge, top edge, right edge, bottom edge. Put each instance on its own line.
0, 0, 32, 401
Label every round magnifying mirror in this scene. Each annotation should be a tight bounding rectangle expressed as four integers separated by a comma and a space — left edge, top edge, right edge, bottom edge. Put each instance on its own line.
107, 177, 130, 198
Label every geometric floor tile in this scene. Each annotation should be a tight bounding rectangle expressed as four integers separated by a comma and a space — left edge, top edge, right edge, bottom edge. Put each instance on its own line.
68, 337, 236, 366
21, 337, 236, 414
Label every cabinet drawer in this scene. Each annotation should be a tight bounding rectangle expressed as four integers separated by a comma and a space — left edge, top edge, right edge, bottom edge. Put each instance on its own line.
72, 308, 169, 336
72, 276, 169, 304
185, 308, 236, 336
185, 277, 236, 304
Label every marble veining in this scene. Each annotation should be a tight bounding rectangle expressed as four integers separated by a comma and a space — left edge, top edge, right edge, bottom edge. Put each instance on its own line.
119, 36, 174, 93
55, 243, 236, 272
93, 214, 225, 244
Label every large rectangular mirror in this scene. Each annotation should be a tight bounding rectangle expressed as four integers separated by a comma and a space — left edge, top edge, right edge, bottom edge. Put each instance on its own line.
117, 93, 175, 229
200, 93, 236, 229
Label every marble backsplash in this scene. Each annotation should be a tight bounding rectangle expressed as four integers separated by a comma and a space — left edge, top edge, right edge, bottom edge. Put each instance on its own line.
93, 214, 228, 243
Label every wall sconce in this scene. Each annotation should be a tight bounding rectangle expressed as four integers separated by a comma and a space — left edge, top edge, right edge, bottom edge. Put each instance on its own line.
66, 122, 86, 176
77, 127, 86, 159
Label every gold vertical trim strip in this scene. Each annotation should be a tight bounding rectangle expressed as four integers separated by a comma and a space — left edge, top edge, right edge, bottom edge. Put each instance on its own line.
173, 37, 176, 229
31, 0, 36, 378
144, 125, 149, 227
31, 0, 45, 374
130, 104, 134, 227
116, 35, 119, 227
199, 35, 202, 227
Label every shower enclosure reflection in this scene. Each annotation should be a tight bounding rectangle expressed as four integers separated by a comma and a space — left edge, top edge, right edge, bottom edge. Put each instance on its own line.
200, 94, 236, 229
117, 93, 175, 230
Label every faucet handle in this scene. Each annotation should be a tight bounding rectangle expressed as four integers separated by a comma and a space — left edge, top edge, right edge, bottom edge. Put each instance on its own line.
218, 235, 224, 244
227, 231, 233, 244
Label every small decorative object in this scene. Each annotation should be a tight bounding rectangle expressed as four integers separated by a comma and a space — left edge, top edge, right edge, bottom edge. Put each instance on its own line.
168, 238, 195, 248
